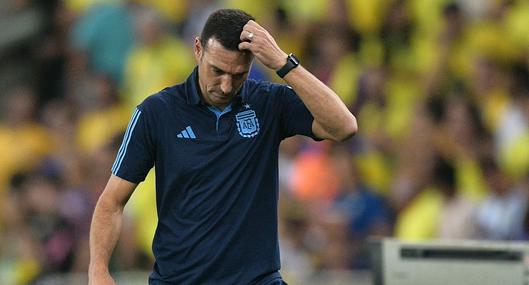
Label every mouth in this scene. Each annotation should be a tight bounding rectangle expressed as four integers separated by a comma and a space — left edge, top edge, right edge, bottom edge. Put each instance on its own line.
211, 92, 231, 101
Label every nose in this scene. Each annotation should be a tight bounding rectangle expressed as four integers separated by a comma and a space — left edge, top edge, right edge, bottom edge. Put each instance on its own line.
220, 75, 233, 95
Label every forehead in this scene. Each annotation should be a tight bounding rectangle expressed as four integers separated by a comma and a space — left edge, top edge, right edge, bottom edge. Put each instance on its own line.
203, 38, 252, 73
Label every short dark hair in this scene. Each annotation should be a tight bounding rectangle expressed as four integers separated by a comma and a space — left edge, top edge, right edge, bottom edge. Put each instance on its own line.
200, 9, 254, 51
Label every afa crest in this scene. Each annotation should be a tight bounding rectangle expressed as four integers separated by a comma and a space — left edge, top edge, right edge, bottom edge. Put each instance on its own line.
236, 109, 260, 138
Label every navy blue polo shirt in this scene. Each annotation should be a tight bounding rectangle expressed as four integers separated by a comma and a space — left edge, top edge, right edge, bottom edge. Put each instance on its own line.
111, 67, 317, 284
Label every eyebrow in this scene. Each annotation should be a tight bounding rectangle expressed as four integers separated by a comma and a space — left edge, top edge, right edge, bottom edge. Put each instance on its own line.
211, 64, 248, 77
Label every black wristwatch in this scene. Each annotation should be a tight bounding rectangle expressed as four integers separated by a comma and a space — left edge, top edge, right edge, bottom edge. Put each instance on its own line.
276, 53, 300, 78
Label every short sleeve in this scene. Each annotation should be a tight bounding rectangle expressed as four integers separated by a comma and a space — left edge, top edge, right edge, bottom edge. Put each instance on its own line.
111, 107, 155, 183
277, 85, 320, 141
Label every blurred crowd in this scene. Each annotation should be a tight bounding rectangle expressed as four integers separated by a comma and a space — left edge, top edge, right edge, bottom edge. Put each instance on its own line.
0, 0, 528, 284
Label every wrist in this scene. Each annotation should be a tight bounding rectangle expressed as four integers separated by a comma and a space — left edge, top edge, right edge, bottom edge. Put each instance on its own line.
89, 263, 110, 275
272, 52, 288, 70
276, 53, 300, 78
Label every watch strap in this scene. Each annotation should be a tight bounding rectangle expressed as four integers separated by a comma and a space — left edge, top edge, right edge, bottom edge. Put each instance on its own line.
276, 53, 299, 78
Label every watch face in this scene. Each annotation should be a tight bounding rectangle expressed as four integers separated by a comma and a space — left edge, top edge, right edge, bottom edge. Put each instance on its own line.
289, 54, 300, 65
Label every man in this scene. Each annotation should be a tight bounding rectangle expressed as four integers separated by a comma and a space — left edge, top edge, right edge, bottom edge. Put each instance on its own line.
89, 9, 357, 285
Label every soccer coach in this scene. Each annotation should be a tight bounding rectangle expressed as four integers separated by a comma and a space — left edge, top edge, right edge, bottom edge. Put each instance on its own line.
89, 8, 357, 285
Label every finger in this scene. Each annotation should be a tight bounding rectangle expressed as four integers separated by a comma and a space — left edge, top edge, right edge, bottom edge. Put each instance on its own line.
238, 41, 252, 51
240, 30, 253, 42
246, 20, 261, 29
245, 21, 266, 35
242, 23, 258, 35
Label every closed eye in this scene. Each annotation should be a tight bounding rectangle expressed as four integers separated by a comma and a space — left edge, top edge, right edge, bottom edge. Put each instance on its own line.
212, 67, 224, 76
211, 65, 247, 79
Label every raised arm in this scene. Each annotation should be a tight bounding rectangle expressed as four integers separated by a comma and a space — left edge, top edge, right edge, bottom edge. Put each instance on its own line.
238, 20, 357, 141
88, 175, 138, 285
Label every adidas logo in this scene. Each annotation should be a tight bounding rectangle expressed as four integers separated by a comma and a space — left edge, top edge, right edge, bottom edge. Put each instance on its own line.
177, 126, 197, 139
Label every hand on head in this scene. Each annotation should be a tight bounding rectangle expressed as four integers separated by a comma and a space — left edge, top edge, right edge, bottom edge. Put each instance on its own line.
238, 20, 288, 71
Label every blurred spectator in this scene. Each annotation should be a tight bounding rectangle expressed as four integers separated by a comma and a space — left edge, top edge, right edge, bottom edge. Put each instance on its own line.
134, 0, 188, 28
476, 156, 528, 240
330, 144, 392, 268
0, 173, 42, 285
32, 1, 73, 105
181, 0, 219, 42
393, 105, 441, 241
0, 86, 53, 189
70, 1, 135, 84
435, 94, 490, 200
434, 156, 479, 239
497, 62, 529, 179
76, 75, 129, 154
278, 194, 314, 283
122, 6, 193, 107
289, 142, 340, 204
64, 0, 121, 15
0, 0, 44, 92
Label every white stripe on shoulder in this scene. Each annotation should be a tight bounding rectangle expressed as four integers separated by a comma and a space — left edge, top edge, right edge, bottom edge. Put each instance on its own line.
112, 108, 142, 173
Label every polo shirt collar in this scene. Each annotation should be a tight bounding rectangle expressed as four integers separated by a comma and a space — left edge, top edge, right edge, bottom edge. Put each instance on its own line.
185, 66, 244, 108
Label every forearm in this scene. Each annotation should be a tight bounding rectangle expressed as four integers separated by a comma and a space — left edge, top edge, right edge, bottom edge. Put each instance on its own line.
283, 65, 357, 141
89, 192, 125, 275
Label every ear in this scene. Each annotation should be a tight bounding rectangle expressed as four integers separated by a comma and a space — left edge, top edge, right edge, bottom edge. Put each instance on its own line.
194, 37, 202, 63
